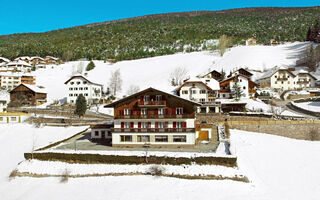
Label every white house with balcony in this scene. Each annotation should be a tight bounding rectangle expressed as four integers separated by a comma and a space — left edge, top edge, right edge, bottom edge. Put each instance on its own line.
176, 77, 221, 113
258, 67, 317, 90
64, 75, 103, 105
5, 61, 32, 72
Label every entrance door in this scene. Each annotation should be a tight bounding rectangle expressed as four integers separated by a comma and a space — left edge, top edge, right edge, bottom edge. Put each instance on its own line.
198, 131, 209, 140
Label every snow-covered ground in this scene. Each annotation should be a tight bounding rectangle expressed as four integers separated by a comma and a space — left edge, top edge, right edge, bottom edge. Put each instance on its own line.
16, 160, 244, 178
1, 124, 319, 200
31, 42, 313, 104
292, 101, 320, 112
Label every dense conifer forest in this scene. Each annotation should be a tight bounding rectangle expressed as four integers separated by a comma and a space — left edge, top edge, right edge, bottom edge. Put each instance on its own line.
0, 7, 319, 62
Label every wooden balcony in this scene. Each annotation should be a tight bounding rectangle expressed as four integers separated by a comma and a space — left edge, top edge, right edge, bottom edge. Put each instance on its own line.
277, 78, 288, 81
137, 100, 166, 107
112, 128, 195, 133
297, 80, 309, 84
116, 114, 193, 119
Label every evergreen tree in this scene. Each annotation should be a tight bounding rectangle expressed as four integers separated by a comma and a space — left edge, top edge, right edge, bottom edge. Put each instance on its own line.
75, 94, 87, 117
231, 81, 243, 100
86, 60, 95, 71
306, 27, 312, 41
220, 69, 226, 80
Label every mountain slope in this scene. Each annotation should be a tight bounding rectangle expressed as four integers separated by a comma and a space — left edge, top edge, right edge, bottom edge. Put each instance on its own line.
0, 7, 319, 61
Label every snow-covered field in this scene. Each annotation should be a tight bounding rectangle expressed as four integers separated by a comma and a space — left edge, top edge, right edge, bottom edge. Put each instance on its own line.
292, 101, 320, 112
31, 42, 313, 103
1, 124, 320, 200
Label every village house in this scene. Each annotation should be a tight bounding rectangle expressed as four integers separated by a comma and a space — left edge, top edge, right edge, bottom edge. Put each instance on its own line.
0, 72, 36, 90
10, 84, 47, 106
65, 75, 103, 105
219, 68, 257, 99
202, 70, 223, 81
0, 57, 10, 64
14, 56, 31, 63
90, 123, 113, 142
5, 61, 32, 72
30, 57, 45, 66
0, 112, 30, 123
245, 37, 257, 46
176, 77, 221, 113
258, 67, 317, 90
103, 87, 202, 147
44, 56, 60, 65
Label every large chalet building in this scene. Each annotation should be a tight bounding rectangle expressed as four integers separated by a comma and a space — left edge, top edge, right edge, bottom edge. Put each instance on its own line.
65, 75, 103, 105
258, 68, 317, 90
176, 77, 221, 113
104, 88, 201, 147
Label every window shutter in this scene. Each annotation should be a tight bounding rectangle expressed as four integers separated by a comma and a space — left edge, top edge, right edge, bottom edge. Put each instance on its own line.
155, 109, 158, 115
165, 122, 168, 128
138, 122, 141, 128
130, 122, 134, 128
155, 122, 158, 128
173, 122, 176, 128
148, 122, 151, 128
121, 122, 124, 128
183, 122, 187, 128
174, 108, 177, 115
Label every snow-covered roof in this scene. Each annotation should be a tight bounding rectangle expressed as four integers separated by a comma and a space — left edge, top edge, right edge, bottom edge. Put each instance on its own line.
6, 61, 32, 67
14, 56, 31, 61
177, 77, 220, 91
20, 84, 47, 94
45, 56, 59, 60
30, 56, 44, 61
0, 72, 34, 77
64, 75, 103, 86
0, 57, 10, 62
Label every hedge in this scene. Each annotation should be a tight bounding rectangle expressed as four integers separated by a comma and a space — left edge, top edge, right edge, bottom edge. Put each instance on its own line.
24, 152, 237, 167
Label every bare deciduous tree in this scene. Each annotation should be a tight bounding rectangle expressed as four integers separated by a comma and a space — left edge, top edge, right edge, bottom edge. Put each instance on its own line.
169, 67, 188, 86
219, 35, 232, 56
127, 85, 140, 95
109, 69, 123, 96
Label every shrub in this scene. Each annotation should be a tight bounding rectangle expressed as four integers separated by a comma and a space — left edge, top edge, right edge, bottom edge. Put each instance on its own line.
86, 61, 95, 71
9, 169, 18, 180
60, 168, 71, 183
148, 165, 165, 176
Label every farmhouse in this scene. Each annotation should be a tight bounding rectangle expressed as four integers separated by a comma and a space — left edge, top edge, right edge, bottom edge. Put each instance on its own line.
90, 123, 113, 142
104, 87, 201, 147
6, 61, 32, 72
14, 56, 31, 63
176, 77, 221, 113
30, 57, 45, 66
0, 112, 29, 123
10, 84, 47, 106
219, 74, 256, 99
65, 75, 103, 105
45, 56, 60, 65
245, 37, 257, 46
258, 68, 317, 90
202, 70, 223, 81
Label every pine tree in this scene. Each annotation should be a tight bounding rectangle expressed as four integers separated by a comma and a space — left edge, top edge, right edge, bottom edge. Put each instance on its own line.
220, 69, 226, 80
86, 60, 95, 71
75, 94, 87, 117
231, 81, 243, 100
306, 27, 312, 41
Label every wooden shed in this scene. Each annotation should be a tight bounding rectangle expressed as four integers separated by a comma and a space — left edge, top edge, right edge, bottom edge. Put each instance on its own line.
10, 84, 47, 106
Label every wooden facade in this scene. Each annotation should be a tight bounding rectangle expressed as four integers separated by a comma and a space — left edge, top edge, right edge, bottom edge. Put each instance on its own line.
10, 84, 47, 106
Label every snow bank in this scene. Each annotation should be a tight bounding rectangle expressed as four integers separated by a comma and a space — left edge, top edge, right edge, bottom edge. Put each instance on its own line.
292, 101, 320, 112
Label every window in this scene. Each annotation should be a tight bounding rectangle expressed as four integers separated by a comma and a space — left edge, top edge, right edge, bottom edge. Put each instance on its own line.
200, 90, 206, 94
141, 122, 148, 129
101, 131, 105, 137
176, 107, 183, 115
192, 90, 197, 94
75, 94, 78, 96
70, 82, 74, 85
173, 135, 187, 142
281, 81, 284, 84
176, 122, 183, 128
77, 81, 80, 85
71, 100, 74, 103
0, 117, 3, 121
74, 88, 78, 90
69, 94, 73, 96
158, 108, 165, 115
155, 135, 168, 142
182, 90, 188, 94
120, 135, 132, 142
85, 87, 88, 90
143, 95, 150, 102
85, 93, 88, 96
200, 98, 205, 103
243, 86, 246, 89
137, 135, 150, 142
275, 82, 277, 84
124, 109, 130, 116
94, 131, 99, 136
156, 95, 162, 101
83, 81, 87, 84
11, 117, 17, 121
79, 87, 83, 90
69, 88, 73, 90
275, 76, 277, 78
107, 131, 112, 136
141, 108, 147, 115
222, 94, 225, 98
240, 79, 242, 82
124, 122, 130, 129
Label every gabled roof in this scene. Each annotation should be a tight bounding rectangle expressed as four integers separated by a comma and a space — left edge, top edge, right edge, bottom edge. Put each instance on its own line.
30, 57, 44, 61
0, 57, 10, 63
14, 56, 31, 61
104, 87, 201, 108
45, 56, 59, 60
202, 70, 221, 77
6, 61, 32, 67
10, 84, 47, 94
220, 74, 250, 84
258, 67, 295, 80
294, 69, 318, 80
64, 75, 103, 86
234, 68, 253, 77
176, 77, 220, 92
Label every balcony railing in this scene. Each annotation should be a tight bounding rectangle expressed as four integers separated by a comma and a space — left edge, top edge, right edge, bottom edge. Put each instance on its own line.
116, 114, 193, 119
112, 128, 195, 133
297, 80, 309, 84
137, 100, 166, 106
277, 78, 288, 81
